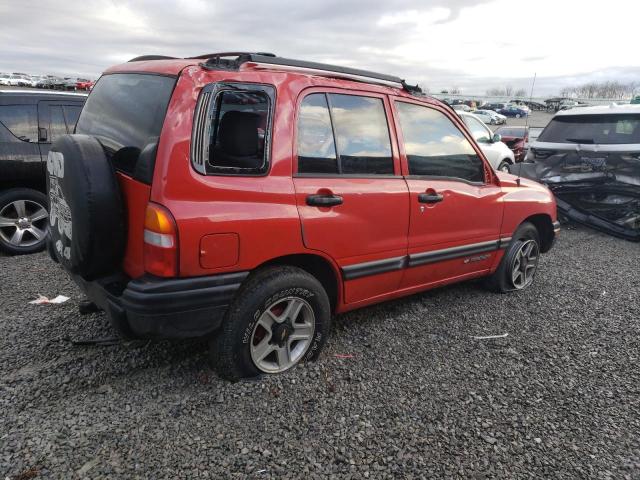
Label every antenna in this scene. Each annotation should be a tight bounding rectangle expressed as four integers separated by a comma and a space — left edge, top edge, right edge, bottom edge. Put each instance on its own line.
517, 72, 536, 186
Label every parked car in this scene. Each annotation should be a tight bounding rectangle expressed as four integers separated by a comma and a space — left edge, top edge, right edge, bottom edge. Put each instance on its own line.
499, 106, 529, 118
458, 112, 515, 171
522, 104, 640, 241
482, 102, 508, 112
472, 109, 506, 125
494, 126, 529, 162
35, 77, 55, 89
45, 52, 559, 380
75, 78, 94, 90
559, 100, 579, 111
0, 74, 11, 86
0, 90, 86, 254
452, 103, 471, 112
62, 78, 81, 90
6, 75, 28, 87
631, 96, 640, 105
51, 77, 69, 90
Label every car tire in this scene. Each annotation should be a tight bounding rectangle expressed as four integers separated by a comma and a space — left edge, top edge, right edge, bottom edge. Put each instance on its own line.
210, 266, 331, 381
484, 222, 540, 293
0, 188, 49, 255
516, 113, 521, 118
490, 118, 495, 125
497, 160, 512, 173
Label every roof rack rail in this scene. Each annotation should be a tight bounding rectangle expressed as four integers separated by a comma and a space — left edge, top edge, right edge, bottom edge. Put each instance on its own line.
198, 52, 422, 93
128, 55, 178, 62
188, 51, 276, 60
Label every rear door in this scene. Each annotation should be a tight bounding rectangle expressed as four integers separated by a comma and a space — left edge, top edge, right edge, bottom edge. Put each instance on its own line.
292, 89, 410, 304
391, 99, 504, 289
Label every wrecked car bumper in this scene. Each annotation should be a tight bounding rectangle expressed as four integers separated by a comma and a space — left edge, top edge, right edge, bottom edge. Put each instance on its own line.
517, 149, 640, 241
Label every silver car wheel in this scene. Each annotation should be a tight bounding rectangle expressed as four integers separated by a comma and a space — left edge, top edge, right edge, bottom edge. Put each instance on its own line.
250, 296, 316, 374
0, 200, 48, 248
511, 239, 539, 289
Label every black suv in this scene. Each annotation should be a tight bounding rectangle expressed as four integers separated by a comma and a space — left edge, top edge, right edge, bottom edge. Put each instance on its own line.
0, 90, 86, 254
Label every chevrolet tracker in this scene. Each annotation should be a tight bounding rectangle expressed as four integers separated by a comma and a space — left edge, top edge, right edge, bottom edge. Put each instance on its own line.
46, 52, 559, 380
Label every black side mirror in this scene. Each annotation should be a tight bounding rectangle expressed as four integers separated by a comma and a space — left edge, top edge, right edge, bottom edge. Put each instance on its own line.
38, 127, 48, 142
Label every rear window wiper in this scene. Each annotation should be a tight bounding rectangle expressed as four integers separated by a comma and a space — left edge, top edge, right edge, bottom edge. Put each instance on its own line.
565, 138, 595, 144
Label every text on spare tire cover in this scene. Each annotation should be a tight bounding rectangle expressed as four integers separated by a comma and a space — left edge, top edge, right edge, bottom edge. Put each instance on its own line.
47, 151, 72, 260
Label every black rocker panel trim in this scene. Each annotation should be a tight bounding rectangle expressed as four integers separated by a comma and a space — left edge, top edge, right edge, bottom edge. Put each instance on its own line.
341, 239, 511, 280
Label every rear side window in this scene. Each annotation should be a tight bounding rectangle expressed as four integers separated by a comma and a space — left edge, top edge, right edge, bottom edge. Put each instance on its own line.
191, 83, 274, 175
64, 105, 82, 130
0, 105, 37, 142
49, 106, 68, 141
76, 73, 176, 173
538, 114, 640, 144
297, 93, 394, 175
396, 102, 485, 183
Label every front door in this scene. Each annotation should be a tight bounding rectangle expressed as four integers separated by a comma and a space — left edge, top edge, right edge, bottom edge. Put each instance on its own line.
292, 90, 409, 304
392, 100, 504, 289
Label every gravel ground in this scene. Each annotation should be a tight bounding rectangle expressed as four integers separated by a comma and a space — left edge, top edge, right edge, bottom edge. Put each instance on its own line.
1, 225, 639, 479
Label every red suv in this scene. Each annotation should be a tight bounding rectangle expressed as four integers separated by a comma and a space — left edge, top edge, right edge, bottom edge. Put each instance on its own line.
46, 53, 559, 380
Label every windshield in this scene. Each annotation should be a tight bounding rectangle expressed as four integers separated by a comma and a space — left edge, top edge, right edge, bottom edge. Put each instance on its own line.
76, 73, 176, 169
538, 114, 640, 144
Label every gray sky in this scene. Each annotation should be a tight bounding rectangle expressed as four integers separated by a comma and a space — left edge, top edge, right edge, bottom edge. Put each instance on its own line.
1, 0, 638, 95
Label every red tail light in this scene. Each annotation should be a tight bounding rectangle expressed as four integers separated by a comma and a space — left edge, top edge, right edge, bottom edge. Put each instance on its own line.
143, 203, 178, 277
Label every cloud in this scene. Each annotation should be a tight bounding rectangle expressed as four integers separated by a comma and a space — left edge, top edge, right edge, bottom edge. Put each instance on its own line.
0, 0, 638, 96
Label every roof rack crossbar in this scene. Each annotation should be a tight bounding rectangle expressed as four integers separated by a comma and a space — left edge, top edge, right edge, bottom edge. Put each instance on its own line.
240, 54, 403, 84
243, 54, 422, 94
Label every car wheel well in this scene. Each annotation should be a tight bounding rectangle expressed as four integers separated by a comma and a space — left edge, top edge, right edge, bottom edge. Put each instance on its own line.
522, 214, 554, 253
259, 254, 339, 312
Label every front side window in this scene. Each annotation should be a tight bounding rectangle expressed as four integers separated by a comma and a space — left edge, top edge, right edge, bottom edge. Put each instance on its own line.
0, 105, 37, 142
191, 83, 274, 175
396, 102, 485, 183
297, 93, 394, 175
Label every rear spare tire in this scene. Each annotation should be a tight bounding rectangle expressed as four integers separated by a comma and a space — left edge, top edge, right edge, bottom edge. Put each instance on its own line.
46, 134, 125, 279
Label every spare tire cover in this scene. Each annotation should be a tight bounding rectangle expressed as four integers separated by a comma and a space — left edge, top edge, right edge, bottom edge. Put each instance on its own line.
46, 134, 126, 279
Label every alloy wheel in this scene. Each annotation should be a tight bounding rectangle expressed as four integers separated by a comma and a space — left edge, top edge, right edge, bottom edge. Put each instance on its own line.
250, 296, 316, 374
0, 200, 48, 248
511, 239, 539, 289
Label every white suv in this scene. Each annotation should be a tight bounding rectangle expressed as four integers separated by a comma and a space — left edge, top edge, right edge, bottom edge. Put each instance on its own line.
457, 111, 515, 172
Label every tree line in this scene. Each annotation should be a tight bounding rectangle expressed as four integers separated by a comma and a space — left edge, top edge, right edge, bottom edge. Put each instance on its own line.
559, 81, 639, 100
440, 80, 639, 100
485, 86, 527, 97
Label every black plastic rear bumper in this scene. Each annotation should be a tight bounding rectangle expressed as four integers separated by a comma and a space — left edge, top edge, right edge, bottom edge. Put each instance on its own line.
72, 271, 249, 339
